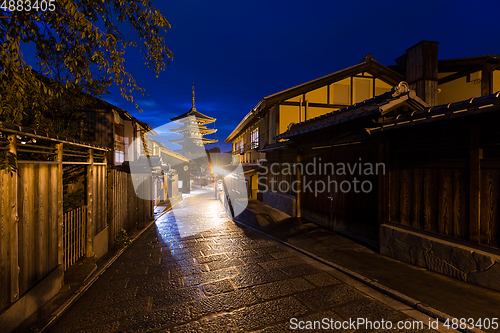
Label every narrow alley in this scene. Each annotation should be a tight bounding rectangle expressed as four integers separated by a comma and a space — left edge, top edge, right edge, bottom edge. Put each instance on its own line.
49, 188, 437, 332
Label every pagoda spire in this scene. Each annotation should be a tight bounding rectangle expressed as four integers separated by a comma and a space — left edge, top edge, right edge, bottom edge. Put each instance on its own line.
169, 84, 218, 153
191, 82, 195, 110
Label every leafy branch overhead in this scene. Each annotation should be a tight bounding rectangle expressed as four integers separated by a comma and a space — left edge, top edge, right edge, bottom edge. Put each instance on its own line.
0, 151, 18, 175
0, 0, 173, 128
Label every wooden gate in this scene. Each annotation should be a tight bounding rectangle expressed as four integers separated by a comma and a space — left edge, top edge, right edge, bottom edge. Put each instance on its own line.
63, 206, 87, 270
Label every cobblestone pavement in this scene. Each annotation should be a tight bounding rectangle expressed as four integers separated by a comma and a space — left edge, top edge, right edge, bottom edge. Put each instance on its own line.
50, 188, 441, 333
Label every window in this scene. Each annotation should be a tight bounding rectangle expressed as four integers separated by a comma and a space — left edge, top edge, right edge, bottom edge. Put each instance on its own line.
237, 139, 244, 154
332, 83, 350, 104
250, 128, 259, 149
115, 150, 124, 164
114, 123, 125, 165
354, 78, 371, 103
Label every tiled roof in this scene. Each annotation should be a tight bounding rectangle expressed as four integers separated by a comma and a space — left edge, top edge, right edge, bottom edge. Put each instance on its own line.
276, 82, 428, 140
366, 91, 500, 134
258, 142, 289, 152
170, 109, 216, 122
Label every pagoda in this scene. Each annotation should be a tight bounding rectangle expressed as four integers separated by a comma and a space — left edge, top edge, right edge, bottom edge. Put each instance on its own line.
169, 83, 217, 158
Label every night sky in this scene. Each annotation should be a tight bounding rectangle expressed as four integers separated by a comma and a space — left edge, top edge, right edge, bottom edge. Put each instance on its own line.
26, 0, 500, 152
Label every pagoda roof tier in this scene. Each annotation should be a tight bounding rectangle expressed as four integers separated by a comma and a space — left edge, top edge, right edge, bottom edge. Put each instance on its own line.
170, 124, 216, 134
200, 127, 217, 135
168, 137, 217, 146
170, 123, 204, 132
171, 109, 216, 124
169, 137, 202, 143
170, 83, 216, 125
202, 138, 218, 145
170, 126, 217, 135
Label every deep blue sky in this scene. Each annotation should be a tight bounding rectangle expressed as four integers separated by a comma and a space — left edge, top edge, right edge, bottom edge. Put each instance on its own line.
25, 0, 500, 152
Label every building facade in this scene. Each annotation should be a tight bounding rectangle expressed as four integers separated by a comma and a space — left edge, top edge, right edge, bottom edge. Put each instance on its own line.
225, 40, 500, 291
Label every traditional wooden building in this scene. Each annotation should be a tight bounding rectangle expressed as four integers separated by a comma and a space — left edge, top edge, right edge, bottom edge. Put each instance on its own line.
83, 99, 153, 166
369, 90, 500, 291
272, 82, 428, 245
225, 40, 500, 290
225, 53, 402, 200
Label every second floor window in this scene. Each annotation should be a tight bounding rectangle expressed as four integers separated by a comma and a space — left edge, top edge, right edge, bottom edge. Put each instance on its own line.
237, 140, 244, 153
251, 128, 259, 149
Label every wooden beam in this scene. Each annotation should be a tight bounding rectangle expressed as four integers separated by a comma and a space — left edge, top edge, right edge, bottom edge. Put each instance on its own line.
469, 123, 482, 243
7, 134, 19, 302
481, 65, 493, 96
296, 154, 302, 218
378, 138, 389, 224
280, 101, 348, 109
56, 143, 63, 267
437, 66, 482, 85
86, 149, 94, 257
107, 166, 114, 250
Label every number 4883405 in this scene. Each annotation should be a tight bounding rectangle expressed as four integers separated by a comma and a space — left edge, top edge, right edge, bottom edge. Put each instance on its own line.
1, 0, 56, 12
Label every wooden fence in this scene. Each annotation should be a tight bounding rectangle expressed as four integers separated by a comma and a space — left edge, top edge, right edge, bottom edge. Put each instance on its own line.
0, 129, 108, 326
108, 169, 154, 247
385, 166, 499, 248
63, 206, 87, 270
16, 163, 61, 296
0, 137, 64, 312
92, 164, 108, 236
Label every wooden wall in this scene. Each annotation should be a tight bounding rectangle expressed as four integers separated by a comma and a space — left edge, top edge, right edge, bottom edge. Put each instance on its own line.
384, 117, 500, 249
84, 110, 113, 162
0, 163, 61, 311
0, 134, 113, 316
263, 142, 380, 243
385, 168, 469, 238
302, 142, 380, 242
108, 170, 154, 246
479, 167, 499, 247
92, 165, 108, 235
385, 166, 499, 248
1, 169, 17, 310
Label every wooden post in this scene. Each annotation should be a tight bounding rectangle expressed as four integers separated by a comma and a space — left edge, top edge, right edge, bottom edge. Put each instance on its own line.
55, 143, 63, 268
481, 65, 492, 97
469, 123, 482, 243
7, 134, 19, 302
296, 154, 302, 218
378, 138, 388, 225
163, 171, 168, 201
107, 168, 114, 250
86, 149, 94, 257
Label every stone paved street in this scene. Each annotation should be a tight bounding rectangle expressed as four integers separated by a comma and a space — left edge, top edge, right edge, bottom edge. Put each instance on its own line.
49, 188, 440, 332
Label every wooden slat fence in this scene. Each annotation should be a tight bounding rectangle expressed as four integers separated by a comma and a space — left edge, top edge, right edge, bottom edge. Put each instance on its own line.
386, 166, 499, 248
0, 162, 61, 310
63, 207, 87, 270
92, 165, 107, 235
0, 133, 110, 323
0, 168, 18, 310
386, 168, 469, 238
108, 170, 154, 247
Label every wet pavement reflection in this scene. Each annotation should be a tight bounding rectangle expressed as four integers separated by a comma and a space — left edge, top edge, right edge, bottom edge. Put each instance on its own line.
49, 187, 437, 332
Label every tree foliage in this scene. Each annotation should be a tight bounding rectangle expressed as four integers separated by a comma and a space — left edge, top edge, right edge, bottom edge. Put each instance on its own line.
0, 0, 172, 135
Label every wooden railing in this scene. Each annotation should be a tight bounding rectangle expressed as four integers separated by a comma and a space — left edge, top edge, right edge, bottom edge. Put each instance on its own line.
63, 206, 87, 270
